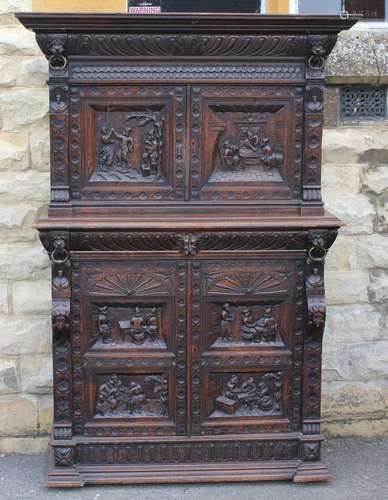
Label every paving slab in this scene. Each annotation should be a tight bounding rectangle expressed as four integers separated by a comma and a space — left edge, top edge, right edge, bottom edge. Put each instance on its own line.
0, 438, 387, 500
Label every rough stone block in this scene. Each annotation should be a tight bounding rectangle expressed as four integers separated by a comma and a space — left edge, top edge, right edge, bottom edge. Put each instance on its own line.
325, 271, 369, 305
348, 342, 388, 382
0, 171, 50, 203
323, 127, 388, 165
0, 55, 16, 87
0, 206, 35, 230
322, 164, 361, 195
326, 31, 379, 85
0, 243, 50, 281
0, 283, 8, 314
362, 167, 388, 196
0, 437, 49, 454
321, 381, 388, 420
325, 233, 359, 272
0, 89, 48, 131
0, 316, 50, 355
324, 194, 375, 235
354, 234, 388, 269
0, 0, 32, 15
0, 359, 18, 395
37, 395, 53, 435
325, 305, 382, 345
369, 269, 388, 305
29, 118, 50, 172
376, 197, 388, 233
373, 32, 388, 84
13, 281, 51, 316
17, 56, 48, 88
20, 355, 52, 395
0, 132, 29, 171
0, 396, 38, 436
322, 343, 351, 382
0, 26, 40, 56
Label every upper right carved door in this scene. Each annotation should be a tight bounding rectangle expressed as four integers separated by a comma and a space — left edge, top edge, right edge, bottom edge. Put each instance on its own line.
190, 85, 304, 203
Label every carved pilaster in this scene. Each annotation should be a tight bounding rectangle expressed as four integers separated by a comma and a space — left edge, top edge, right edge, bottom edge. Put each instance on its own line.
49, 86, 70, 204
303, 35, 336, 207
47, 232, 73, 443
302, 230, 336, 438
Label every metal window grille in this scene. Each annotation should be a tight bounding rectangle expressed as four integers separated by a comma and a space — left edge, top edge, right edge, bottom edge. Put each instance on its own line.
340, 85, 387, 119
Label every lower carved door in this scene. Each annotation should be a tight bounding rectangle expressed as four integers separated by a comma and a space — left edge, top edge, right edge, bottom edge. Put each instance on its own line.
190, 257, 305, 437
74, 253, 304, 442
73, 256, 188, 438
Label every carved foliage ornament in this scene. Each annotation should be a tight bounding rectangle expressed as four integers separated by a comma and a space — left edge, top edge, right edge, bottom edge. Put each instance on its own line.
69, 34, 306, 58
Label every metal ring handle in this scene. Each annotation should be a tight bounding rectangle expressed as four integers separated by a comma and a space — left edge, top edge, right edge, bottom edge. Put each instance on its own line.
48, 54, 67, 70
308, 55, 325, 71
51, 248, 70, 264
308, 246, 327, 263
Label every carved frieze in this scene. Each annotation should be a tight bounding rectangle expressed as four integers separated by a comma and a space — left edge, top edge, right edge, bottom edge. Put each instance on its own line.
68, 34, 306, 58
71, 63, 305, 82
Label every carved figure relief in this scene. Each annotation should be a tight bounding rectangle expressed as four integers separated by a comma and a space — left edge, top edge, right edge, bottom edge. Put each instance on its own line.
91, 305, 165, 349
211, 304, 284, 347
118, 306, 159, 345
206, 104, 285, 183
212, 373, 282, 417
95, 374, 168, 417
91, 110, 165, 182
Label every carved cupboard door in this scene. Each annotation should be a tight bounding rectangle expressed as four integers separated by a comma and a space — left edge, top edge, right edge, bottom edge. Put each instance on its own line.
71, 257, 187, 438
69, 85, 187, 203
190, 85, 304, 202
190, 257, 305, 436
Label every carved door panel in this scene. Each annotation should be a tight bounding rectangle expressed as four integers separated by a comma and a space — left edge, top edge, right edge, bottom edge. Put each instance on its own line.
72, 258, 187, 437
190, 258, 305, 436
190, 85, 303, 202
69, 85, 187, 202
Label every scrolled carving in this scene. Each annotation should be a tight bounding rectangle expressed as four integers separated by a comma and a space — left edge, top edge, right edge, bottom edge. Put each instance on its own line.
68, 34, 306, 58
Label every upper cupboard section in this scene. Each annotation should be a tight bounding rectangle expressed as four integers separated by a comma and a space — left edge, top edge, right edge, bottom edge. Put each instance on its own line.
67, 84, 303, 204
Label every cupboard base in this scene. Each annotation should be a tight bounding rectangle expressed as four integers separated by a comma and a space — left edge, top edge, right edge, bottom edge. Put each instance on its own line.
45, 437, 333, 488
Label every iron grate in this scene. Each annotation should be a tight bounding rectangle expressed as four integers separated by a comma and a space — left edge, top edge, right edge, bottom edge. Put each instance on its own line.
340, 85, 387, 119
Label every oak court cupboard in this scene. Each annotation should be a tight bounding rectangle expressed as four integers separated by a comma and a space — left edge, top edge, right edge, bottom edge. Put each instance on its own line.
16, 12, 355, 487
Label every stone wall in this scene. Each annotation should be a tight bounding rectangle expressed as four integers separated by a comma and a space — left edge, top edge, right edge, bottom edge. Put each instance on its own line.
0, 1, 387, 452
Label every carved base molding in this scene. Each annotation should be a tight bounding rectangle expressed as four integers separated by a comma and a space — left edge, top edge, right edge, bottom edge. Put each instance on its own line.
46, 435, 332, 487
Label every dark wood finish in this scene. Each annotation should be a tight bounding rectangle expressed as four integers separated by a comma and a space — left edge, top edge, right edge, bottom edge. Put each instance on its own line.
17, 13, 355, 487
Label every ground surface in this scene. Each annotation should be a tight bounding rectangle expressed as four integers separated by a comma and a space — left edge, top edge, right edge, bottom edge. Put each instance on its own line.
0, 438, 387, 500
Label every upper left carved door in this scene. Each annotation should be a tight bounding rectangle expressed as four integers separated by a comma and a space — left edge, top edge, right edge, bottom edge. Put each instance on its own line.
67, 85, 187, 203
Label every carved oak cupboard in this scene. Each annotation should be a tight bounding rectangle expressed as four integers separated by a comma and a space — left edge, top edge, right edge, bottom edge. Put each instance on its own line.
17, 13, 355, 487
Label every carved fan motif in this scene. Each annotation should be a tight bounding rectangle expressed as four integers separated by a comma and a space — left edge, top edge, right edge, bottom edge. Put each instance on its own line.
207, 271, 289, 295
88, 272, 169, 296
